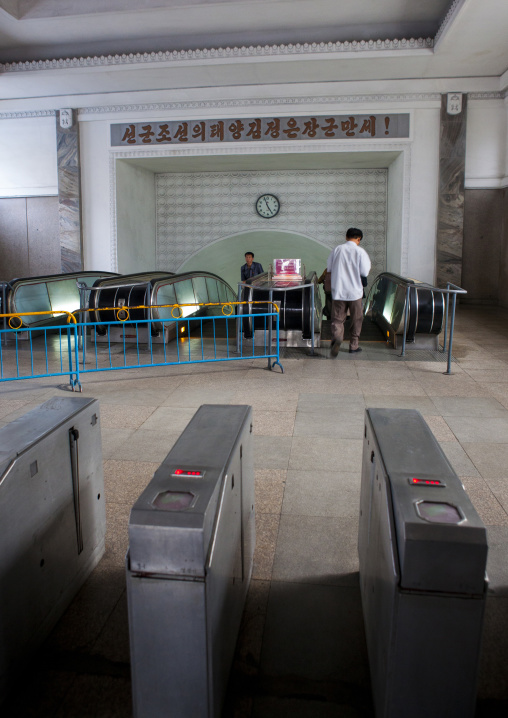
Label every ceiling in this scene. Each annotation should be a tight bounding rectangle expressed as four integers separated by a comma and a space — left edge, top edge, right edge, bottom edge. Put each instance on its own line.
1, 0, 508, 86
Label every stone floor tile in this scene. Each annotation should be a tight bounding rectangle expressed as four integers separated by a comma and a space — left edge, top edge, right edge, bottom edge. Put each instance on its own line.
134, 405, 197, 432
45, 562, 126, 654
460, 476, 508, 526
444, 416, 508, 443
484, 476, 508, 514
253, 513, 280, 581
289, 436, 363, 472
109, 428, 181, 462
231, 579, 270, 677
160, 385, 238, 407
439, 441, 481, 477
255, 469, 287, 514
297, 393, 366, 412
422, 415, 457, 442
422, 380, 489, 397
99, 403, 156, 429
461, 443, 508, 479
359, 380, 427, 396
282, 470, 360, 518
272, 515, 360, 585
253, 436, 292, 469
260, 581, 370, 686
0, 398, 29, 419
430, 396, 508, 417
103, 459, 159, 505
100, 427, 137, 460
253, 409, 296, 436
363, 395, 439, 414
233, 390, 300, 412
293, 410, 364, 438
102, 503, 131, 567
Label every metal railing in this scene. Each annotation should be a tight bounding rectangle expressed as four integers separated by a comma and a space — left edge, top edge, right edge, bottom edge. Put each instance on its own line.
0, 302, 283, 390
399, 281, 467, 374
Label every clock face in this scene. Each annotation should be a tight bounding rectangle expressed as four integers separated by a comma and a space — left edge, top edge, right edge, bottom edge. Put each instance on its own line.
256, 194, 280, 218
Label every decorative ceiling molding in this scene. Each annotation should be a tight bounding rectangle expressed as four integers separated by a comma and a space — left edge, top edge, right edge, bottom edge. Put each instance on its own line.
434, 0, 466, 47
468, 92, 504, 100
0, 109, 56, 118
0, 92, 500, 121
81, 94, 441, 117
0, 36, 434, 74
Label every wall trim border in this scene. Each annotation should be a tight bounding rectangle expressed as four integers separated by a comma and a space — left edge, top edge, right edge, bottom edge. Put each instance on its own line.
1, 37, 434, 74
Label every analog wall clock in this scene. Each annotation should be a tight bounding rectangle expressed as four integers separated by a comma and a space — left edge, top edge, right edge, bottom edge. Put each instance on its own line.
256, 194, 280, 218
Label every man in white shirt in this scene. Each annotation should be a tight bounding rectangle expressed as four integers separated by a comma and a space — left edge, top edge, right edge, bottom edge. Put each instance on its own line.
326, 227, 371, 356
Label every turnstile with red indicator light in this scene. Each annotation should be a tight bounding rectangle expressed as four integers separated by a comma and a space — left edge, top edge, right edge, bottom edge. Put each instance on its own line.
126, 404, 254, 718
359, 408, 488, 718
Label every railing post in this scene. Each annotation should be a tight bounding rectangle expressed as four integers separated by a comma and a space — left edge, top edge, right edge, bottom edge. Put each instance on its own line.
310, 283, 315, 356
442, 283, 450, 353
268, 289, 273, 369
1, 285, 5, 347
236, 283, 242, 354
444, 291, 457, 375
68, 322, 81, 391
399, 284, 411, 357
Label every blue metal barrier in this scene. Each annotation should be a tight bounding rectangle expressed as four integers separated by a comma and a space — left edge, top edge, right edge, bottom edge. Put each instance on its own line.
0, 309, 283, 391
0, 323, 81, 389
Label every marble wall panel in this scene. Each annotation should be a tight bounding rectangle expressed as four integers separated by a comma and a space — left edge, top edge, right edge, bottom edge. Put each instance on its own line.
499, 187, 508, 309
436, 94, 467, 288
26, 196, 61, 276
0, 197, 60, 280
57, 112, 83, 272
0, 198, 29, 279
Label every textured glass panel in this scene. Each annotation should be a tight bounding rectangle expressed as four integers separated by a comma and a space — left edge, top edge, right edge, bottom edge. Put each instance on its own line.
47, 279, 81, 315
174, 280, 198, 318
154, 283, 177, 320
218, 281, 227, 302
193, 276, 208, 304
13, 283, 51, 321
206, 277, 219, 303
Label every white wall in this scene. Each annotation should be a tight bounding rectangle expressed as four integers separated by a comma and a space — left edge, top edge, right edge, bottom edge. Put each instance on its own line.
0, 116, 58, 197
405, 108, 440, 283
80, 119, 113, 270
465, 98, 507, 188
386, 151, 404, 275
116, 161, 156, 273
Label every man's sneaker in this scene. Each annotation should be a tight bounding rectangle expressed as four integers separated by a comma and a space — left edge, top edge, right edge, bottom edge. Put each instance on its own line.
349, 346, 362, 354
331, 340, 341, 357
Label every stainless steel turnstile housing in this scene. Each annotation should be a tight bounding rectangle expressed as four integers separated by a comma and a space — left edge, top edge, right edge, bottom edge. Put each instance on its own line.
126, 404, 255, 718
0, 397, 105, 701
359, 408, 488, 718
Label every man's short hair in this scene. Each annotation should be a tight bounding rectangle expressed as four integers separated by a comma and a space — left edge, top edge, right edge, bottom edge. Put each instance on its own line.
245, 251, 254, 258
346, 227, 363, 240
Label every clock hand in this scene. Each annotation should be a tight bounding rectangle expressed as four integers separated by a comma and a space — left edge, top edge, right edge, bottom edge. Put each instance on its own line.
265, 198, 271, 212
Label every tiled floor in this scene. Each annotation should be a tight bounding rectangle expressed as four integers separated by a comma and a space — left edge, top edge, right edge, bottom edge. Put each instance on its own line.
1, 305, 508, 717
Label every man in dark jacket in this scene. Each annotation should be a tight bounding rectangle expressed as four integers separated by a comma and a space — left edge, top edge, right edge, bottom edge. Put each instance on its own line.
241, 252, 264, 281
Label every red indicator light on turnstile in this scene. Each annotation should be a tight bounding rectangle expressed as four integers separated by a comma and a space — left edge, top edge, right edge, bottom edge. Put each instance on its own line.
409, 477, 445, 487
172, 469, 204, 478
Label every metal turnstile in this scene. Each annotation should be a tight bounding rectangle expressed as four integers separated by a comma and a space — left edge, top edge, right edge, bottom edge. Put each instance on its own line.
359, 408, 488, 718
0, 396, 106, 701
126, 404, 255, 718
